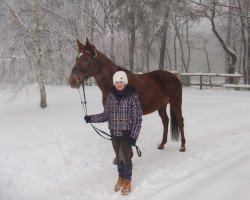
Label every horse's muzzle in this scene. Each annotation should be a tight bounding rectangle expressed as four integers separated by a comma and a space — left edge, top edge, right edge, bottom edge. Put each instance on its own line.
69, 73, 81, 88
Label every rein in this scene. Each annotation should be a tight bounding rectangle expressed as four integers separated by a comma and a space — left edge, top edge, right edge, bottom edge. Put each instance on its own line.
77, 83, 112, 140
77, 82, 142, 157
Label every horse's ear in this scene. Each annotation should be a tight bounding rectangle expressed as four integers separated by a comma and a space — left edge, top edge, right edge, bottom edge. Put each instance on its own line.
85, 37, 96, 57
86, 38, 91, 46
77, 39, 84, 52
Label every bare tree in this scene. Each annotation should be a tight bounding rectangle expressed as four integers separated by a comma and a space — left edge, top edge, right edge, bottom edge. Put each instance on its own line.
233, 0, 250, 84
192, 38, 212, 85
171, 10, 189, 72
199, 1, 237, 68
115, 0, 148, 72
4, 0, 47, 108
248, 17, 250, 84
34, 0, 47, 108
173, 33, 178, 71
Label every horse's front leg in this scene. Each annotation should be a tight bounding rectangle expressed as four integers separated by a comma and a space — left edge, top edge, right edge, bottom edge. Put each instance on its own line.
157, 105, 169, 150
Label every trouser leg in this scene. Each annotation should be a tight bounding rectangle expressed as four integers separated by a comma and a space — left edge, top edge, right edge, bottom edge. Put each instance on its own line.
117, 160, 124, 177
112, 136, 120, 160
121, 140, 133, 179
112, 137, 124, 177
112, 136, 133, 179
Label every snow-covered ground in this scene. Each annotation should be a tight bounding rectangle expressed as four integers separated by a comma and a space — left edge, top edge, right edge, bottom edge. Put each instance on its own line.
0, 85, 250, 200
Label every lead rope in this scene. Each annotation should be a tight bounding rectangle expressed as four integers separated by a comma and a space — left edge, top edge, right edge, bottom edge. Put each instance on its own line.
78, 82, 142, 157
77, 84, 111, 140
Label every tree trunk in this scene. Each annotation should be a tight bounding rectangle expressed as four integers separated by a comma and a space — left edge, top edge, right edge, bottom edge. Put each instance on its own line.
225, 0, 235, 84
171, 10, 188, 72
225, 0, 232, 70
177, 27, 188, 72
203, 40, 211, 73
166, 47, 172, 71
159, 34, 167, 70
174, 34, 178, 71
146, 41, 150, 72
58, 39, 65, 84
159, 6, 170, 70
185, 19, 191, 71
129, 12, 136, 72
207, 3, 237, 68
237, 0, 248, 84
241, 30, 247, 84
106, 1, 115, 62
35, 0, 47, 108
108, 14, 116, 62
141, 18, 153, 72
247, 18, 250, 84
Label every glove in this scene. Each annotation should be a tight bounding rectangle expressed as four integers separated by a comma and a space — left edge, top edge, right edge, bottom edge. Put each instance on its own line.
123, 131, 137, 146
84, 115, 91, 123
127, 137, 137, 146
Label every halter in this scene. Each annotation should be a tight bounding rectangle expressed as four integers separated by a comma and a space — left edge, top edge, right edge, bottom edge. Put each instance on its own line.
77, 82, 142, 157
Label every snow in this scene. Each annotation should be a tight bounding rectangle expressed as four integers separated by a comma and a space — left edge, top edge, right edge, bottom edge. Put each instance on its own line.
181, 72, 217, 76
218, 73, 242, 77
223, 84, 250, 89
0, 85, 250, 200
179, 72, 243, 77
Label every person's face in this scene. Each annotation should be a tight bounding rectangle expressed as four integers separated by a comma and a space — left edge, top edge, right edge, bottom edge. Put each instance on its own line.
114, 81, 126, 90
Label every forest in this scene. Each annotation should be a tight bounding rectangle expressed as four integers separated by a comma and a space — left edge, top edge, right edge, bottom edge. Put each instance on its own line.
0, 0, 249, 104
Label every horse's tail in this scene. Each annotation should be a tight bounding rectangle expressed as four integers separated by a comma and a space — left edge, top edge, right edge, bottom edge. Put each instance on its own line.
170, 106, 180, 141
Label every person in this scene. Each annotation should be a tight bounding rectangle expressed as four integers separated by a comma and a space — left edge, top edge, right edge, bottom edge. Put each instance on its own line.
84, 71, 142, 195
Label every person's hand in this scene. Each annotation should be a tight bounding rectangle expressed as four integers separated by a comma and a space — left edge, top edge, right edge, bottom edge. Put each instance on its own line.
127, 137, 136, 146
123, 131, 137, 146
84, 115, 91, 123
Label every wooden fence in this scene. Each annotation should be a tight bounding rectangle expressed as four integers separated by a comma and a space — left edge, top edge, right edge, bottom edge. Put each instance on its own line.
176, 72, 250, 90
44, 73, 250, 91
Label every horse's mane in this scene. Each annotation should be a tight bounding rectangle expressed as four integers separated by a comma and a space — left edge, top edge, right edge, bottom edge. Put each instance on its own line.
96, 49, 133, 75
116, 66, 132, 74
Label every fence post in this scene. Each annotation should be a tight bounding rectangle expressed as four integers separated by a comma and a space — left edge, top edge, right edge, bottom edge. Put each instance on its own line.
200, 75, 203, 90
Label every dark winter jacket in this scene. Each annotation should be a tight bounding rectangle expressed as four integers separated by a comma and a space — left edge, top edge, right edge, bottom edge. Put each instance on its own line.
89, 85, 142, 139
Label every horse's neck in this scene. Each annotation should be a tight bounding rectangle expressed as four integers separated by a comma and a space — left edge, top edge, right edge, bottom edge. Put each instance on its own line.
94, 70, 113, 92
94, 53, 117, 94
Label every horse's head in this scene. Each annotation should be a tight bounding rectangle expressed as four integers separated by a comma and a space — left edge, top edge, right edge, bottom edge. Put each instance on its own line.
69, 38, 98, 88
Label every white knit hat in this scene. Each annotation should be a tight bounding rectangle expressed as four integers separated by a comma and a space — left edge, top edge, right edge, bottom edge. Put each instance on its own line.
113, 71, 128, 85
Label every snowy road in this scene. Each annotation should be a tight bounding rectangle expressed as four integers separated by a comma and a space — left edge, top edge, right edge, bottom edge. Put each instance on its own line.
0, 85, 250, 200
147, 149, 250, 200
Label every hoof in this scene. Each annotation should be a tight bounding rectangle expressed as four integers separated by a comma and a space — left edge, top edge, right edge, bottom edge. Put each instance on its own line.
179, 147, 186, 152
158, 145, 164, 150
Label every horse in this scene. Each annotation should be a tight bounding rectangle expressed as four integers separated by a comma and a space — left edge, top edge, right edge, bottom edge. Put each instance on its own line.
69, 38, 186, 152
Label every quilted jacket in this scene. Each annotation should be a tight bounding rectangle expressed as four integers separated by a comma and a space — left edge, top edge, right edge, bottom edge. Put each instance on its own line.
90, 85, 142, 139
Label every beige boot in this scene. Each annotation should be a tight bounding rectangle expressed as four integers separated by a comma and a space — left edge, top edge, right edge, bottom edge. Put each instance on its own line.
114, 176, 124, 192
121, 179, 131, 195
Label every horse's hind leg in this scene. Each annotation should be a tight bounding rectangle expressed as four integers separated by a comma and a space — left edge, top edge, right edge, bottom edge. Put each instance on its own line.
171, 103, 186, 152
158, 105, 169, 150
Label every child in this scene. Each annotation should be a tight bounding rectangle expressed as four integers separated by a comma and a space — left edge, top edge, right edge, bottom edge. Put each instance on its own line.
84, 71, 142, 195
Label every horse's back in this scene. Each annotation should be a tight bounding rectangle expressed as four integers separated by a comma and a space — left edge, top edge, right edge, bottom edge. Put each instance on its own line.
137, 70, 182, 92
151, 70, 182, 101
146, 70, 180, 84
128, 70, 182, 113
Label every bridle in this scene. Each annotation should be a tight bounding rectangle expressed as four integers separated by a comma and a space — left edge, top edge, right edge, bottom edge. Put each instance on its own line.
71, 49, 97, 77
73, 49, 111, 139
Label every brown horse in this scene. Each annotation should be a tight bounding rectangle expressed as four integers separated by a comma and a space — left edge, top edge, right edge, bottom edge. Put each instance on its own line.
69, 38, 186, 152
